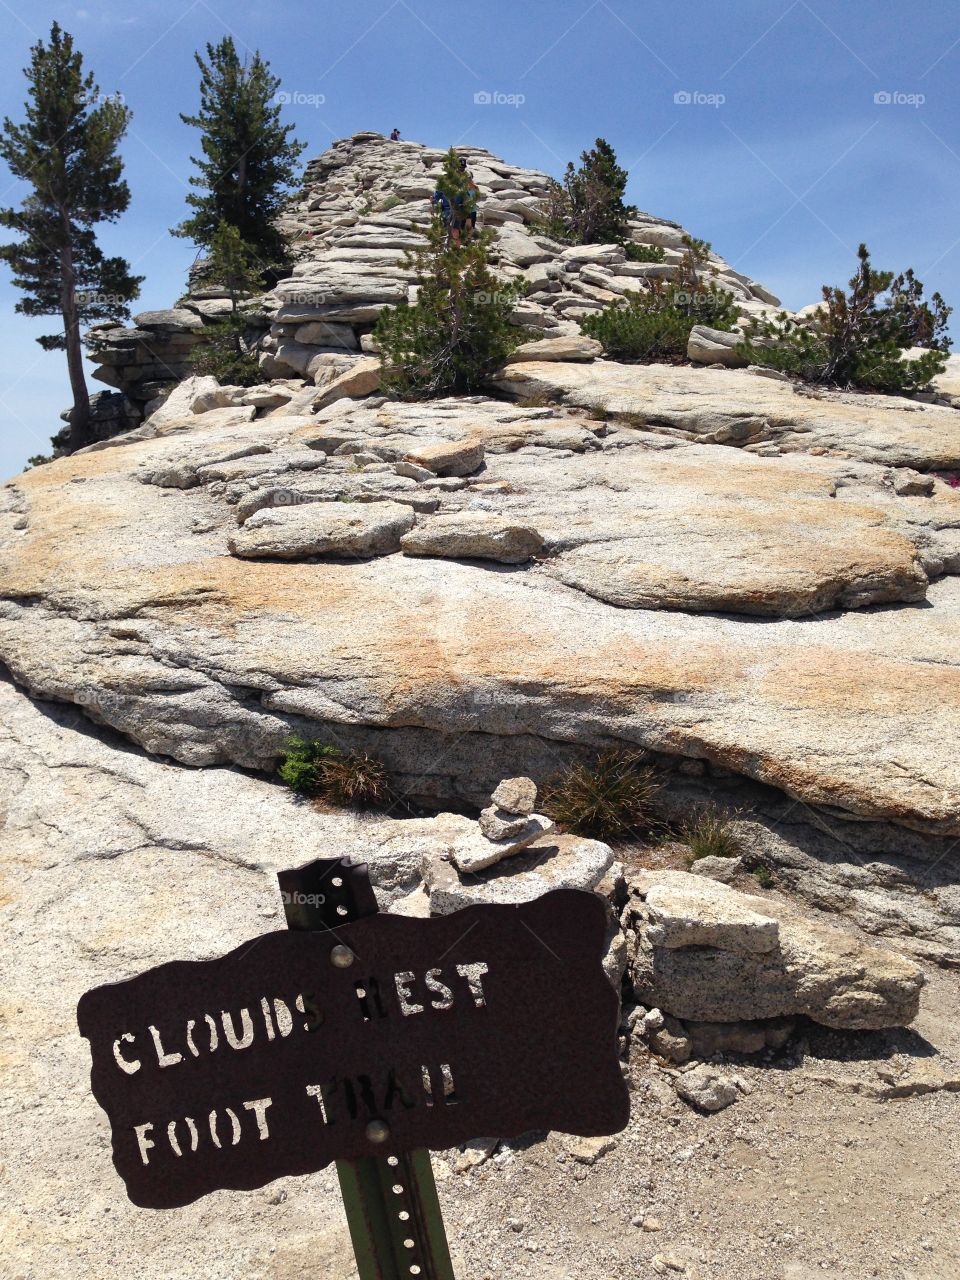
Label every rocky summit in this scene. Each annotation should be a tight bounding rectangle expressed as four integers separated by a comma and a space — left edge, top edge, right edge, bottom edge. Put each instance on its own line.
3, 132, 960, 1280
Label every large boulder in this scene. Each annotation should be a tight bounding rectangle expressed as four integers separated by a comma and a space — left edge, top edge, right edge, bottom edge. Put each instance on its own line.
506, 335, 603, 363
625, 870, 924, 1030
687, 325, 748, 367
311, 355, 382, 402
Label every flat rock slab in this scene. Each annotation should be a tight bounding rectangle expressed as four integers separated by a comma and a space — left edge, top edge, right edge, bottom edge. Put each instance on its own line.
507, 335, 603, 363
451, 814, 555, 873
645, 877, 781, 953
403, 435, 486, 477
401, 512, 544, 564
492, 360, 960, 471
424, 834, 614, 914
228, 500, 414, 559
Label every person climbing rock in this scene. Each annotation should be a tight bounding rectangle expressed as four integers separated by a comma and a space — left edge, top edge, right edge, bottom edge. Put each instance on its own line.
431, 182, 458, 244
431, 153, 479, 247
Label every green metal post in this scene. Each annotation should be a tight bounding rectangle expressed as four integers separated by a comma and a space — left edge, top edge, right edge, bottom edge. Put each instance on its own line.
279, 857, 457, 1280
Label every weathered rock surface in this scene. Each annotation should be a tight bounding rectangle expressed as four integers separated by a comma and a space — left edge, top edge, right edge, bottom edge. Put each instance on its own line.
0, 395, 959, 840
687, 325, 748, 367
626, 870, 925, 1029
492, 776, 538, 814
311, 355, 382, 402
403, 435, 486, 477
493, 360, 960, 471
507, 335, 603, 363
450, 814, 556, 873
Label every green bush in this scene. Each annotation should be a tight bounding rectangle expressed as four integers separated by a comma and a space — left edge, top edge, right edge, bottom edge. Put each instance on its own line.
191, 330, 262, 385
582, 236, 738, 363
738, 244, 952, 394
624, 242, 666, 264
278, 737, 393, 810
680, 806, 742, 864
373, 148, 524, 399
541, 749, 662, 839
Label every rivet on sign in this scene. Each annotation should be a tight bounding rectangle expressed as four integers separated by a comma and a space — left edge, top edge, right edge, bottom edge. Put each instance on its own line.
366, 1119, 390, 1144
331, 945, 355, 969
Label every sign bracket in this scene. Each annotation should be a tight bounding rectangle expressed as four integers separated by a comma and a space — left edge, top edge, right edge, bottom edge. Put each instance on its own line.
279, 856, 457, 1280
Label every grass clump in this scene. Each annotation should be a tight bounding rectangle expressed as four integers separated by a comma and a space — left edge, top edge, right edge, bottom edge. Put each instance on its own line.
753, 862, 775, 889
680, 805, 742, 865
541, 749, 662, 840
278, 737, 393, 810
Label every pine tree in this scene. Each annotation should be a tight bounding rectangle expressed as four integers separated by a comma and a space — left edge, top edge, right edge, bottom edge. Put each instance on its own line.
374, 177, 525, 399
539, 138, 637, 246
174, 37, 305, 268
738, 244, 953, 393
0, 23, 142, 450
190, 221, 264, 386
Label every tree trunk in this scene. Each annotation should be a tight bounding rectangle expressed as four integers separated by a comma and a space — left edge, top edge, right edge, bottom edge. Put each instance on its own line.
60, 234, 91, 452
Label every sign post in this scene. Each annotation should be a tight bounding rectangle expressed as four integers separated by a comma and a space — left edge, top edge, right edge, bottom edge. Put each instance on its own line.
278, 856, 456, 1280
77, 860, 630, 1277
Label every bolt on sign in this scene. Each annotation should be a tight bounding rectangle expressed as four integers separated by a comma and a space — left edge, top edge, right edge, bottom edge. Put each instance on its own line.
77, 887, 629, 1213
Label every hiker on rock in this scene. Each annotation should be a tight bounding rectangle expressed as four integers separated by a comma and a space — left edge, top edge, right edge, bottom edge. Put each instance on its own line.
431, 183, 458, 244
390, 127, 401, 141
431, 157, 479, 247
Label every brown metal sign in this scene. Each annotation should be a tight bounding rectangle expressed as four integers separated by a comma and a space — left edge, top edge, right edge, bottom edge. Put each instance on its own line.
77, 889, 629, 1209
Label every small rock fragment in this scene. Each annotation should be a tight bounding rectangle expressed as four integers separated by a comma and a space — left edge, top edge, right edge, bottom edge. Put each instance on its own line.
478, 805, 531, 841
453, 1137, 499, 1172
491, 776, 538, 815
566, 1135, 617, 1165
675, 1064, 739, 1113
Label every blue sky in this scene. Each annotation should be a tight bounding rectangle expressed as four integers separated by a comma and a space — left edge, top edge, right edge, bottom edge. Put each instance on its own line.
1, 0, 958, 479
